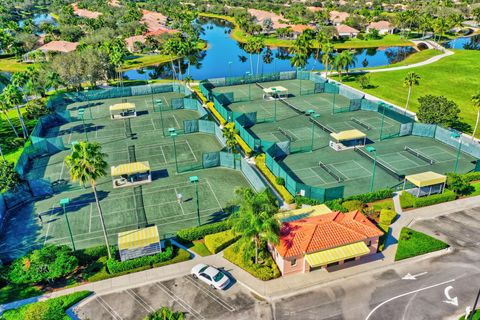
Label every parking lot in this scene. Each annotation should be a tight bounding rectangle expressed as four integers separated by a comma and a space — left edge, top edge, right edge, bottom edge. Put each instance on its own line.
76, 275, 272, 320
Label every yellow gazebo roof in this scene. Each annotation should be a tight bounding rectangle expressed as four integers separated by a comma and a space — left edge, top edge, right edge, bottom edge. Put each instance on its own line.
276, 204, 332, 223
305, 241, 370, 267
330, 129, 366, 142
263, 86, 288, 94
109, 102, 136, 111
111, 161, 150, 176
118, 226, 160, 251
405, 171, 447, 187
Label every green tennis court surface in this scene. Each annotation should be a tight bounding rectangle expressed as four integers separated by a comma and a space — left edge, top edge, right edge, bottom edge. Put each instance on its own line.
0, 91, 252, 259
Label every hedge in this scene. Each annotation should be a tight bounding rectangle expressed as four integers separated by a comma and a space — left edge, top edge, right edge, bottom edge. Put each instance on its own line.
462, 171, 480, 183
379, 209, 397, 225
176, 220, 232, 243
255, 154, 294, 204
206, 102, 227, 125
223, 241, 281, 281
400, 189, 457, 209
342, 200, 364, 211
204, 230, 240, 254
235, 133, 253, 157
107, 246, 174, 274
345, 189, 393, 203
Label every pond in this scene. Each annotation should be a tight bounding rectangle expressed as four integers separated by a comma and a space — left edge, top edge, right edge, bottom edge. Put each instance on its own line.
18, 13, 58, 28
443, 35, 480, 50
123, 18, 416, 81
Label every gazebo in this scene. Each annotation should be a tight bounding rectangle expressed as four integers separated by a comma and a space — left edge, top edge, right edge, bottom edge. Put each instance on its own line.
263, 86, 288, 100
403, 171, 447, 197
329, 129, 367, 151
111, 161, 152, 188
118, 226, 162, 261
109, 102, 137, 119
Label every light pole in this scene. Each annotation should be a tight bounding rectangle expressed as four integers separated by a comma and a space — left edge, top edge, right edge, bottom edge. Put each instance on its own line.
298, 67, 303, 96
170, 129, 178, 173
60, 198, 75, 251
155, 99, 166, 137
451, 132, 463, 173
246, 71, 251, 101
272, 87, 277, 122
379, 103, 387, 141
78, 108, 88, 141
311, 113, 320, 151
189, 176, 201, 226
366, 146, 377, 192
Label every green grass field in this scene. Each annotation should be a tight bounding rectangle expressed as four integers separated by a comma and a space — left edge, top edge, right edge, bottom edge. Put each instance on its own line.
364, 49, 443, 70
0, 56, 30, 72
331, 50, 480, 137
395, 227, 449, 261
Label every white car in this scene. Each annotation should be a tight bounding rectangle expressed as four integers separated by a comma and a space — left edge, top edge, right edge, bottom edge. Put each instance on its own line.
191, 264, 230, 290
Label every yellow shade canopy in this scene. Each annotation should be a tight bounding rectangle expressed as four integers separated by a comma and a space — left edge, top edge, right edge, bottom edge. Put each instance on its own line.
263, 86, 288, 94
109, 102, 136, 111
111, 161, 150, 176
118, 226, 160, 251
305, 241, 370, 267
330, 129, 366, 142
405, 171, 447, 187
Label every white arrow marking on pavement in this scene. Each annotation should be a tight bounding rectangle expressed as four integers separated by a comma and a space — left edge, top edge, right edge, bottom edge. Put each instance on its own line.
402, 272, 428, 280
443, 286, 458, 306
365, 279, 455, 320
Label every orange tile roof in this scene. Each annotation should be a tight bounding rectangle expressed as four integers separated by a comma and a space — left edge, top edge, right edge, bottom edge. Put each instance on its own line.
38, 40, 79, 53
289, 24, 314, 33
336, 24, 360, 34
276, 211, 383, 258
368, 21, 393, 30
72, 3, 102, 19
141, 10, 168, 32
329, 10, 350, 24
144, 27, 177, 36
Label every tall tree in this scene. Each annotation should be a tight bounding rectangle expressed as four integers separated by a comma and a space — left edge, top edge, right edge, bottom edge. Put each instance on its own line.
417, 95, 460, 128
322, 42, 335, 76
64, 142, 112, 259
472, 92, 480, 139
222, 123, 238, 153
2, 84, 28, 138
403, 72, 421, 111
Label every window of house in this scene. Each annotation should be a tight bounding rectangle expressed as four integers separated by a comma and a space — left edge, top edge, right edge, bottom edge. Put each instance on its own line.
291, 259, 297, 267
367, 240, 372, 247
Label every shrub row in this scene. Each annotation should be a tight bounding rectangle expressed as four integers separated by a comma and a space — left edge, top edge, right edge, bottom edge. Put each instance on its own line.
235, 134, 253, 157
255, 154, 294, 204
106, 246, 174, 274
345, 189, 393, 203
204, 230, 240, 254
461, 171, 480, 183
379, 209, 397, 225
176, 220, 232, 243
400, 189, 457, 209
206, 102, 227, 125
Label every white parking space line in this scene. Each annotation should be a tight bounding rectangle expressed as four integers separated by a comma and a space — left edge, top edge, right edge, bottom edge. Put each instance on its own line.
126, 289, 155, 313
185, 276, 236, 312
97, 296, 123, 320
154, 282, 205, 320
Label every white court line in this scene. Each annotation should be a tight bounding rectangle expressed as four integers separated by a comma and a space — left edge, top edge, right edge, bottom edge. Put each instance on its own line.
185, 140, 198, 162
162, 96, 169, 108
365, 279, 455, 320
286, 128, 301, 140
97, 296, 123, 320
59, 158, 66, 181
306, 167, 328, 184
159, 145, 168, 163
184, 276, 236, 312
206, 179, 223, 209
150, 118, 156, 130
125, 289, 155, 313
172, 114, 181, 128
154, 282, 204, 320
43, 205, 55, 245
174, 188, 186, 215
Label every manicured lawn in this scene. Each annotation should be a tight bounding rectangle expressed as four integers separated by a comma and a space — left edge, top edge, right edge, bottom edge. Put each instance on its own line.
0, 56, 31, 72
469, 182, 480, 197
199, 12, 413, 49
460, 309, 480, 320
395, 227, 449, 261
331, 50, 480, 137
365, 49, 443, 70
372, 199, 395, 211
189, 240, 212, 257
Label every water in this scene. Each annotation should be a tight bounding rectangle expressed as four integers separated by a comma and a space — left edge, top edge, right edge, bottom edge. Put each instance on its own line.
123, 18, 415, 81
18, 13, 58, 28
443, 35, 480, 50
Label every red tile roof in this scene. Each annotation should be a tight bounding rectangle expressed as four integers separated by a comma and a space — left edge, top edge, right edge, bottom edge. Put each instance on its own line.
289, 24, 314, 33
368, 21, 393, 30
335, 24, 360, 34
141, 10, 168, 32
276, 211, 383, 258
72, 3, 102, 19
38, 40, 79, 53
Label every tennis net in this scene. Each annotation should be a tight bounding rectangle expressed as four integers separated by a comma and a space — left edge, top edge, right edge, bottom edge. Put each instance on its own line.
354, 147, 405, 180
309, 117, 334, 134
279, 98, 304, 115
278, 127, 296, 142
319, 161, 343, 182
351, 118, 371, 130
404, 146, 436, 164
255, 82, 265, 89
124, 118, 133, 138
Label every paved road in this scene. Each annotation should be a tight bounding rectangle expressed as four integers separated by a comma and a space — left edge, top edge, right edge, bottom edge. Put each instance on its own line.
75, 206, 480, 320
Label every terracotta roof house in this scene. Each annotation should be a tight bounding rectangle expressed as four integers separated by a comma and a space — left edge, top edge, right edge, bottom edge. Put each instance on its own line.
72, 3, 102, 19
247, 8, 289, 30
141, 10, 168, 32
329, 10, 350, 26
335, 24, 360, 38
109, 0, 121, 7
269, 209, 383, 276
307, 6, 323, 13
367, 21, 395, 35
37, 40, 79, 53
125, 28, 178, 52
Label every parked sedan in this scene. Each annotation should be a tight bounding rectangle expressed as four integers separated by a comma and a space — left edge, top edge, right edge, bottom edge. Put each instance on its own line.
191, 264, 230, 290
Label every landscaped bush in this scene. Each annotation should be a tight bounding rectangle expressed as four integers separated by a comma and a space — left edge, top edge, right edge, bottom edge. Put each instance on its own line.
324, 198, 348, 212
400, 190, 457, 209
462, 171, 480, 183
255, 154, 294, 204
377, 223, 390, 252
223, 241, 280, 281
1, 290, 92, 320
176, 220, 232, 243
75, 245, 113, 265
379, 209, 397, 225
342, 200, 364, 211
395, 227, 449, 261
345, 189, 393, 203
234, 134, 253, 157
204, 230, 240, 254
446, 173, 474, 196
106, 246, 174, 274
275, 177, 285, 186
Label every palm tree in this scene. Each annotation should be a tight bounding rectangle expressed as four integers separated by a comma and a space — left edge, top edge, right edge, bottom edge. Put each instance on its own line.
472, 92, 480, 139
46, 72, 64, 92
64, 142, 112, 259
2, 84, 28, 138
222, 123, 238, 153
311, 30, 326, 71
244, 37, 264, 75
321, 42, 334, 76
334, 50, 357, 81
290, 53, 308, 69
230, 188, 279, 265
403, 72, 421, 111
0, 99, 19, 138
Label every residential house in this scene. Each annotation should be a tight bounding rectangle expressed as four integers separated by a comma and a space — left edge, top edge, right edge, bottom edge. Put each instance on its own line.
335, 24, 360, 38
72, 3, 102, 19
124, 28, 177, 52
24, 40, 79, 62
367, 21, 395, 35
247, 8, 290, 30
141, 10, 168, 32
329, 10, 350, 26
269, 209, 383, 276
289, 24, 315, 39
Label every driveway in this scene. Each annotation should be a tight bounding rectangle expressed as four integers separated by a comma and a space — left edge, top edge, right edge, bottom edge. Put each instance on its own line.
76, 275, 272, 320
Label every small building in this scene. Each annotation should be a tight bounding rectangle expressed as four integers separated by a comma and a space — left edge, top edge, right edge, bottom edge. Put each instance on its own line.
109, 102, 137, 119
247, 8, 289, 30
289, 24, 314, 39
403, 171, 447, 197
367, 21, 395, 35
335, 24, 360, 38
269, 210, 383, 276
329, 129, 367, 151
72, 3, 102, 19
37, 40, 79, 54
111, 161, 152, 188
329, 11, 350, 26
263, 86, 289, 100
118, 226, 162, 261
